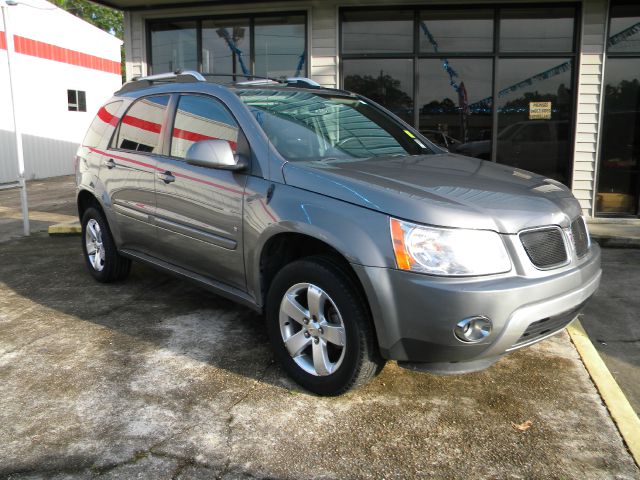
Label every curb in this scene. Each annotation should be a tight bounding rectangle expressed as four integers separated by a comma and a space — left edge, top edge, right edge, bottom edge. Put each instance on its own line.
567, 319, 640, 467
48, 223, 82, 236
591, 235, 640, 249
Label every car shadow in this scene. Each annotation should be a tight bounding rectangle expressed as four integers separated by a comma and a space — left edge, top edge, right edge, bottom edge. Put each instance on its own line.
0, 234, 295, 392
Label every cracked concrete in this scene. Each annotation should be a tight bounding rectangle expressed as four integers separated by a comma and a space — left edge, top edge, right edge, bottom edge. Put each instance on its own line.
0, 234, 638, 479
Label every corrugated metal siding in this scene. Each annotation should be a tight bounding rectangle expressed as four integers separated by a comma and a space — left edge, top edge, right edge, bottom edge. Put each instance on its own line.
573, 0, 608, 215
0, 130, 77, 183
0, 129, 19, 183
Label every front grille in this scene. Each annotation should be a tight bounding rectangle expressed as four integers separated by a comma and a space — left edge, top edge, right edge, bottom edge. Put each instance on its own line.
511, 302, 586, 349
520, 227, 568, 268
571, 217, 589, 258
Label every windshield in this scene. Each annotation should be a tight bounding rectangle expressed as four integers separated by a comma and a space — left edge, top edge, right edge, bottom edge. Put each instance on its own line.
236, 89, 436, 161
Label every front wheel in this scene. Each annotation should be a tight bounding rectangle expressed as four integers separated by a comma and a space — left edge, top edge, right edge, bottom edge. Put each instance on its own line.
266, 256, 384, 395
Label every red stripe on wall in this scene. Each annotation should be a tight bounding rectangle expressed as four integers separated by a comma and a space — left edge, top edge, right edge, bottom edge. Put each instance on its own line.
6, 34, 120, 75
97, 106, 120, 126
122, 114, 162, 134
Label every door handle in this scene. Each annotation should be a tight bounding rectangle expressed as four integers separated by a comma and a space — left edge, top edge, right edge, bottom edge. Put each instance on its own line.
104, 158, 116, 169
158, 171, 175, 184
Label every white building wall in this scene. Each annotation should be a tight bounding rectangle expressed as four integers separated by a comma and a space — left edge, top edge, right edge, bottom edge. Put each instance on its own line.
0, 0, 122, 183
125, 0, 609, 217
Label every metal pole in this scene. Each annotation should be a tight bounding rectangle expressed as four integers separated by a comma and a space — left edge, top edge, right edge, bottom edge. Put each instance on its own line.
2, 2, 29, 236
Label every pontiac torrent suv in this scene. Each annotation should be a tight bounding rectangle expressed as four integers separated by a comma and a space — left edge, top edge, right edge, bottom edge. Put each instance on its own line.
75, 71, 601, 396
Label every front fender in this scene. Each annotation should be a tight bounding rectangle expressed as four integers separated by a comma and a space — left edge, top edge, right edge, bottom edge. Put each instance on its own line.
243, 178, 394, 307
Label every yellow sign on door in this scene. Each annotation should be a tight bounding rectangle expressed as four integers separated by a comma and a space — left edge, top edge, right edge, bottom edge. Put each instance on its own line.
529, 102, 552, 120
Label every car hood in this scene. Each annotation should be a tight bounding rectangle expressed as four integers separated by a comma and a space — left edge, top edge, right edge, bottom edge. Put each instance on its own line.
281, 154, 582, 234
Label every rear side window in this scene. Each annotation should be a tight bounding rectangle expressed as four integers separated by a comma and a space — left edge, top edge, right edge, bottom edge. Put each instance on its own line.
170, 94, 239, 158
82, 101, 123, 148
115, 95, 170, 153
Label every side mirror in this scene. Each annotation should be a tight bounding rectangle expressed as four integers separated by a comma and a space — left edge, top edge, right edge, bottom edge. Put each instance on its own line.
185, 139, 247, 171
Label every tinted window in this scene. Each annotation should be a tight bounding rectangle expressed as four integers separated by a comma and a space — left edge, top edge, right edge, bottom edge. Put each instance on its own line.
342, 10, 413, 54
170, 95, 239, 159
496, 58, 573, 183
500, 8, 575, 52
343, 58, 414, 125
420, 10, 493, 53
202, 20, 251, 75
417, 58, 493, 159
83, 101, 122, 148
597, 57, 640, 215
255, 15, 306, 78
116, 95, 170, 153
150, 22, 197, 73
608, 4, 640, 53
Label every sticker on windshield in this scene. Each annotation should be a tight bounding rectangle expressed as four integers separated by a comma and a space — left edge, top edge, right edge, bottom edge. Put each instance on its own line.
413, 139, 426, 148
403, 129, 416, 139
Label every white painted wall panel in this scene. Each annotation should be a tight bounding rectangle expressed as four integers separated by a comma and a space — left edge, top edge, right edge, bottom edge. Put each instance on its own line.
0, 0, 122, 183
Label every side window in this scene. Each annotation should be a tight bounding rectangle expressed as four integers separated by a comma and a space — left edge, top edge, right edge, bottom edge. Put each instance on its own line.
115, 95, 170, 153
170, 94, 239, 159
83, 100, 123, 148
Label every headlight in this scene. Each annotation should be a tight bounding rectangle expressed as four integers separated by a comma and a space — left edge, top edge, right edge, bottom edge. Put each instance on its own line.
390, 218, 511, 276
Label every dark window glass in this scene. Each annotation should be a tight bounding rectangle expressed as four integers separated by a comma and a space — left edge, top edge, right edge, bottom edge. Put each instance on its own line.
116, 95, 170, 154
496, 58, 574, 184
342, 10, 413, 54
237, 89, 433, 162
254, 15, 306, 78
67, 89, 77, 106
417, 58, 493, 159
83, 101, 123, 148
202, 20, 251, 75
78, 91, 87, 112
419, 10, 493, 53
499, 8, 575, 52
150, 22, 197, 73
597, 58, 640, 215
608, 4, 640, 53
343, 59, 414, 125
170, 95, 239, 158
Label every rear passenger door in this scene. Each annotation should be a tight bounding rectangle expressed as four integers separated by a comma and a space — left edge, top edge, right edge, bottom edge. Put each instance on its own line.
104, 94, 170, 254
153, 93, 248, 290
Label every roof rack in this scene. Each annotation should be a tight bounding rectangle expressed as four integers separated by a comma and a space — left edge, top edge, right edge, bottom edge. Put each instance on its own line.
118, 70, 205, 93
116, 70, 334, 94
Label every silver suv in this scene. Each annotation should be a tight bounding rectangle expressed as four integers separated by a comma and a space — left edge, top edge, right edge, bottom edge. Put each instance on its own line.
76, 71, 601, 396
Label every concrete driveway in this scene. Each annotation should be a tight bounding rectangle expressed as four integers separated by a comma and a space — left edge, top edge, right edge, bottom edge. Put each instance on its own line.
1, 232, 638, 479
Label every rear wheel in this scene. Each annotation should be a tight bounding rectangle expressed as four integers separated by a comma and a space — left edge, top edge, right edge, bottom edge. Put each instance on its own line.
81, 206, 131, 283
266, 256, 384, 395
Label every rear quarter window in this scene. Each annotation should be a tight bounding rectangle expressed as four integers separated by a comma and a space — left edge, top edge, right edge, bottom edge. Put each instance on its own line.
82, 101, 123, 148
114, 95, 171, 153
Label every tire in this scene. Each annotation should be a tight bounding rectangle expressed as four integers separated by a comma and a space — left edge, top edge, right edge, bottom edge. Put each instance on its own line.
81, 206, 131, 283
266, 255, 384, 396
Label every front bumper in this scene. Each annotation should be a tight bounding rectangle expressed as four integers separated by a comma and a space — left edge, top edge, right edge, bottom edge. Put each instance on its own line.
352, 242, 601, 371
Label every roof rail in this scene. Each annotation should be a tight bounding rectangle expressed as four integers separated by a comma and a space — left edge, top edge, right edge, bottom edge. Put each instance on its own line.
201, 73, 283, 84
117, 70, 205, 94
285, 77, 321, 88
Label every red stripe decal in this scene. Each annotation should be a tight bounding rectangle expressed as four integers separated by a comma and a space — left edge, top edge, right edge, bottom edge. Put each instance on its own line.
7, 34, 120, 74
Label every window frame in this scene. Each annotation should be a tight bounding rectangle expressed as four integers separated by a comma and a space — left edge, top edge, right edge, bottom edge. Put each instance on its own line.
146, 11, 308, 78
339, 3, 581, 172
68, 89, 87, 112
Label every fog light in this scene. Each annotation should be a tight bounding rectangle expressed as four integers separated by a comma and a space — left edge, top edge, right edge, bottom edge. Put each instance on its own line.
454, 316, 492, 343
